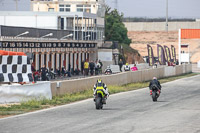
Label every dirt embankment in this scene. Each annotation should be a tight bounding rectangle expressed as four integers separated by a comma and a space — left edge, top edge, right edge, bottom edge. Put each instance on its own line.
125, 52, 144, 64
128, 31, 200, 63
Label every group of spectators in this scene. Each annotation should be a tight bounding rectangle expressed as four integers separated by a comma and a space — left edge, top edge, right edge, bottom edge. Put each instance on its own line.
118, 59, 138, 72
31, 58, 140, 82
82, 59, 103, 76
31, 64, 49, 81
31, 64, 72, 82
31, 59, 104, 81
124, 63, 138, 72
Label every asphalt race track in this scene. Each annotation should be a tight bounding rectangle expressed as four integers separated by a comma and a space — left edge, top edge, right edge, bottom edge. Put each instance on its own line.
0, 75, 200, 133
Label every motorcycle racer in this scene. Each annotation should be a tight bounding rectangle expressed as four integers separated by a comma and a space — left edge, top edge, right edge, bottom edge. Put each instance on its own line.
93, 79, 109, 104
149, 77, 161, 95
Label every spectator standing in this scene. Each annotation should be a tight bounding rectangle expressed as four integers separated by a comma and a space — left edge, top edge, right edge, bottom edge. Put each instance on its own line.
81, 60, 84, 75
176, 59, 179, 65
84, 59, 89, 76
118, 59, 123, 72
61, 66, 66, 77
41, 65, 48, 81
89, 60, 95, 76
50, 68, 56, 79
31, 62, 36, 72
99, 60, 103, 74
95, 60, 100, 75
31, 62, 36, 82
68, 63, 71, 72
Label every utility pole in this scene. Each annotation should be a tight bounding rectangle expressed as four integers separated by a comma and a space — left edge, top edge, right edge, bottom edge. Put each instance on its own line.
165, 0, 168, 32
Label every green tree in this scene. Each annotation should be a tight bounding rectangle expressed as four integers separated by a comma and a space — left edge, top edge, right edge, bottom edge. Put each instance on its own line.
105, 7, 131, 45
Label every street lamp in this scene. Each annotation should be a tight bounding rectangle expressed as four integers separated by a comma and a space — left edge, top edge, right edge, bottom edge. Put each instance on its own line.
15, 31, 29, 37
60, 33, 73, 40
40, 33, 53, 38
84, 34, 91, 40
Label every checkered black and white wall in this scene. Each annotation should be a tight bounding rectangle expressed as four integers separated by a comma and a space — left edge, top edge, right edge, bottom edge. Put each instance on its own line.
0, 56, 33, 82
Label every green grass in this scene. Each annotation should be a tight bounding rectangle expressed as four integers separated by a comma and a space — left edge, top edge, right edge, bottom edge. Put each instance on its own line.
0, 72, 197, 116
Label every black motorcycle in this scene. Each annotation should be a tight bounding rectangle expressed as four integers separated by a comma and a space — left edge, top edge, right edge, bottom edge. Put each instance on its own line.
151, 85, 160, 102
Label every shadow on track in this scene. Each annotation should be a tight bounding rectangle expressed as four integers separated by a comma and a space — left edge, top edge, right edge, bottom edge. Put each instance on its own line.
155, 101, 169, 103
101, 108, 121, 111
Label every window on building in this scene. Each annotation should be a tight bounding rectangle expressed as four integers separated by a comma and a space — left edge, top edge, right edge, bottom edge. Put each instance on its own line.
77, 5, 91, 13
48, 8, 54, 12
77, 5, 83, 12
59, 4, 71, 12
84, 5, 91, 13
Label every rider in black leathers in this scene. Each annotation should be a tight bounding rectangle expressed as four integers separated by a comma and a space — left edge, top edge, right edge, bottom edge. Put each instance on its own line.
149, 77, 161, 95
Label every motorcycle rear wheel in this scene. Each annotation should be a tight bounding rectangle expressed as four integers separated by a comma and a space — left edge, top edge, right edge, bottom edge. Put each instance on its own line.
95, 97, 103, 109
152, 92, 157, 102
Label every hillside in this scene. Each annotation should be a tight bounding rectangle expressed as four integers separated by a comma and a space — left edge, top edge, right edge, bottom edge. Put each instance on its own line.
128, 31, 200, 63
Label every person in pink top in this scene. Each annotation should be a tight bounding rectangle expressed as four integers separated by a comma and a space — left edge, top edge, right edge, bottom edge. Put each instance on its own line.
131, 64, 138, 71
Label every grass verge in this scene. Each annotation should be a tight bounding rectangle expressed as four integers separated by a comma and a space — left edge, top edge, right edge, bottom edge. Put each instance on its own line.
0, 72, 198, 117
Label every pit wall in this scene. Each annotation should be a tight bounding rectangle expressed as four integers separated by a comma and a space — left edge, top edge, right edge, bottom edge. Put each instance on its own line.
51, 64, 192, 96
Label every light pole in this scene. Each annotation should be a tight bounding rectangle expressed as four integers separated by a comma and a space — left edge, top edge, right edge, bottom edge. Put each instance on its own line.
83, 34, 90, 40
40, 33, 53, 38
166, 0, 168, 32
15, 31, 29, 37
60, 33, 73, 40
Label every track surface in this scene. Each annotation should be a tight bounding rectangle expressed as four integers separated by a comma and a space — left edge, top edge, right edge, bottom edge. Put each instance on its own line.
0, 75, 200, 133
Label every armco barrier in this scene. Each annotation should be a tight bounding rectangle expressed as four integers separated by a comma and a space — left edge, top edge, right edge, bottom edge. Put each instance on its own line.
51, 64, 192, 96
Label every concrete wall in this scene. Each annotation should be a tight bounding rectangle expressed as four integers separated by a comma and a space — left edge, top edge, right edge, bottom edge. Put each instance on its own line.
124, 22, 200, 31
51, 64, 192, 96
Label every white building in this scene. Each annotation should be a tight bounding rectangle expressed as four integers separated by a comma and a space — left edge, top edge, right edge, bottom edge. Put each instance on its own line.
0, 0, 106, 72
0, 11, 104, 41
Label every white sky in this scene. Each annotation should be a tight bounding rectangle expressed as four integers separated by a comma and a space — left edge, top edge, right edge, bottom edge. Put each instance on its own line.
106, 0, 200, 18
0, 0, 30, 11
0, 0, 200, 18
